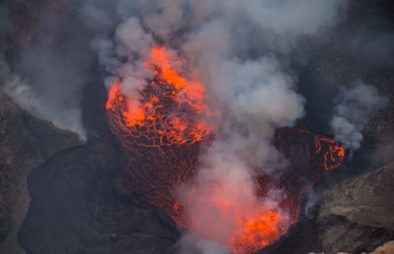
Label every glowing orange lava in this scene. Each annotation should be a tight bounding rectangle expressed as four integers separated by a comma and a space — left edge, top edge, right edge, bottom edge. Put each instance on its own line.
182, 178, 293, 254
105, 46, 214, 226
230, 206, 292, 254
314, 135, 345, 170
274, 128, 345, 171
105, 46, 213, 149
105, 46, 346, 254
232, 210, 283, 254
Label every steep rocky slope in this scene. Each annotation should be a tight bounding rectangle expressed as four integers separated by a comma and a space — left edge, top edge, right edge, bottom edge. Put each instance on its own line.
317, 163, 394, 253
0, 90, 82, 253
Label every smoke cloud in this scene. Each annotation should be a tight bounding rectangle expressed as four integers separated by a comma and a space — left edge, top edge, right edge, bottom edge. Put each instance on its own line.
1, 0, 351, 253
330, 82, 387, 150
0, 2, 95, 140
85, 0, 346, 252
0, 61, 87, 139
176, 232, 230, 254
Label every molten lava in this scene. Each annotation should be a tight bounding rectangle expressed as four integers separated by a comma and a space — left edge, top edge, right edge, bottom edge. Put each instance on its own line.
105, 46, 346, 254
106, 46, 214, 225
106, 47, 214, 149
274, 128, 345, 171
232, 210, 284, 253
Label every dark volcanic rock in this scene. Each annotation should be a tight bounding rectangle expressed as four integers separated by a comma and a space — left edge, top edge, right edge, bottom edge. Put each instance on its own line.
18, 139, 179, 254
0, 91, 82, 253
317, 163, 394, 253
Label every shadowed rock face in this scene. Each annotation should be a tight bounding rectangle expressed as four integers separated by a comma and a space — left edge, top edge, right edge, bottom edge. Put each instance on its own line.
0, 91, 82, 254
317, 164, 394, 253
18, 138, 179, 254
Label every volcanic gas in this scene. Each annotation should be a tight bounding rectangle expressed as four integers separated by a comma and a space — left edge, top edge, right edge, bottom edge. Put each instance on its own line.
105, 46, 346, 253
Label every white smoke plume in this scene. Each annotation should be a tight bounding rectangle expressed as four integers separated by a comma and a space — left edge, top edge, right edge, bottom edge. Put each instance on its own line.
176, 232, 230, 254
0, 2, 97, 140
0, 53, 85, 139
330, 82, 387, 150
84, 0, 346, 253
1, 1, 392, 252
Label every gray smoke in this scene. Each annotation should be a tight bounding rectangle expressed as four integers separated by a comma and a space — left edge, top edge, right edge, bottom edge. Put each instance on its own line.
0, 2, 94, 139
0, 0, 350, 253
82, 0, 346, 253
176, 232, 230, 254
330, 82, 388, 150
1, 64, 87, 139
0, 0, 346, 143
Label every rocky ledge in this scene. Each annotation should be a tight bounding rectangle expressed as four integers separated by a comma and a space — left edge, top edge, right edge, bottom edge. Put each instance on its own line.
317, 163, 394, 253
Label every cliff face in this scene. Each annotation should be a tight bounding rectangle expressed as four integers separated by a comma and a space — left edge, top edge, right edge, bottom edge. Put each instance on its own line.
0, 91, 82, 253
317, 163, 394, 253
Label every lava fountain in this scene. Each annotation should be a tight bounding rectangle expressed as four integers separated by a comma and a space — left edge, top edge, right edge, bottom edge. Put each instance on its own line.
105, 46, 346, 253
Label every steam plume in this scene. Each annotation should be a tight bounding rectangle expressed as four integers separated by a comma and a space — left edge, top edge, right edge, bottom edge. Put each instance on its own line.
1, 1, 393, 252
0, 2, 93, 139
330, 82, 387, 149
87, 0, 346, 252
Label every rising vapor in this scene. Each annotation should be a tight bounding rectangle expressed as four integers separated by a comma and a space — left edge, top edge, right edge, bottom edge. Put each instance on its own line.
330, 82, 387, 149
3, 0, 382, 253
89, 0, 346, 253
